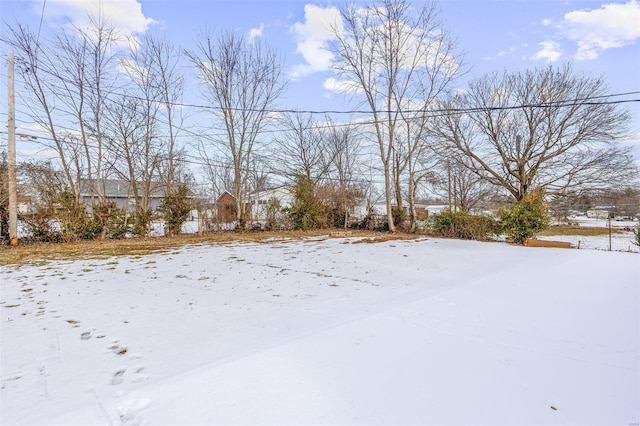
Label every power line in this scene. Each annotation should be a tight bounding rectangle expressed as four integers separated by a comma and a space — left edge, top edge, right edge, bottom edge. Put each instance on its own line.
0, 64, 638, 117
3, 92, 639, 144
36, 0, 47, 48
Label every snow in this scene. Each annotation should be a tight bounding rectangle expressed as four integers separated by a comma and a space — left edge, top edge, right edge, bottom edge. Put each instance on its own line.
540, 217, 639, 252
537, 230, 639, 252
1, 237, 638, 425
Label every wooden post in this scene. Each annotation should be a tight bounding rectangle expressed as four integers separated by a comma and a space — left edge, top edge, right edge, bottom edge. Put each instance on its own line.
608, 213, 612, 251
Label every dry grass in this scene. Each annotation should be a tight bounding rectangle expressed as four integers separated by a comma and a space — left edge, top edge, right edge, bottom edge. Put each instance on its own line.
350, 233, 422, 244
3, 226, 621, 265
0, 230, 411, 266
538, 226, 622, 237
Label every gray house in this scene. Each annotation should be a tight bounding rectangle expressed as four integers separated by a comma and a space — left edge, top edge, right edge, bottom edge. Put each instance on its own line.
79, 179, 166, 212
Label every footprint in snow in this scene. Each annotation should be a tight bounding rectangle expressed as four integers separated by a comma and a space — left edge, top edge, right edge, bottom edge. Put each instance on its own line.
65, 319, 81, 328
109, 342, 128, 356
131, 366, 149, 383
118, 393, 152, 426
111, 368, 126, 385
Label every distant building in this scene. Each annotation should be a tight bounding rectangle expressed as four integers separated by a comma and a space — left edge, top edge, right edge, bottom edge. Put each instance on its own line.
586, 208, 614, 220
249, 187, 293, 221
79, 179, 166, 212
215, 191, 237, 223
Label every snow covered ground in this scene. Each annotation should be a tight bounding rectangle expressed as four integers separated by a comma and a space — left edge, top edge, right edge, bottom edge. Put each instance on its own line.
537, 231, 639, 252
539, 217, 639, 252
1, 236, 638, 425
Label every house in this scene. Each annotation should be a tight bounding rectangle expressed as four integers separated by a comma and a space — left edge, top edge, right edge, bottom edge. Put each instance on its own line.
586, 208, 614, 220
215, 191, 237, 223
249, 187, 293, 221
215, 191, 236, 223
209, 188, 293, 224
79, 179, 166, 212
370, 203, 447, 219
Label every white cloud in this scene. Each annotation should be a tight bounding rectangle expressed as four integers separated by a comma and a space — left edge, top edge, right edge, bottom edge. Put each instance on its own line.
118, 57, 150, 81
483, 43, 527, 61
560, 0, 640, 60
531, 41, 562, 62
497, 47, 517, 57
323, 77, 362, 95
541, 18, 553, 27
248, 23, 265, 44
289, 4, 342, 79
40, 0, 155, 38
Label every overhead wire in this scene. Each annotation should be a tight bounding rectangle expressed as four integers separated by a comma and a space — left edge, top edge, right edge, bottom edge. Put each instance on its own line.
1, 53, 638, 189
0, 64, 638, 118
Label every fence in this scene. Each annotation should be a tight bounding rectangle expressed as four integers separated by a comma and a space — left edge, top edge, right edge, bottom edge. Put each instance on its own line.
538, 230, 639, 253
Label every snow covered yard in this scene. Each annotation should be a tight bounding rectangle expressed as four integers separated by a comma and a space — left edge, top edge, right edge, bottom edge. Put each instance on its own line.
537, 231, 639, 252
538, 217, 639, 253
1, 237, 638, 425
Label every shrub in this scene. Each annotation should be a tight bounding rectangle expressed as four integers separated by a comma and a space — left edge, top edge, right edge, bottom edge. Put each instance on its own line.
93, 201, 129, 239
63, 211, 102, 240
56, 189, 101, 241
392, 206, 406, 230
285, 201, 325, 230
498, 189, 550, 244
430, 209, 499, 240
131, 207, 153, 237
357, 209, 378, 231
20, 213, 62, 243
105, 206, 129, 239
633, 227, 640, 247
285, 174, 326, 230
159, 185, 192, 236
264, 198, 290, 231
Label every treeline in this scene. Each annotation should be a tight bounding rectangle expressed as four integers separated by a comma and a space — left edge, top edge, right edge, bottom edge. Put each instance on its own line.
1, 0, 638, 243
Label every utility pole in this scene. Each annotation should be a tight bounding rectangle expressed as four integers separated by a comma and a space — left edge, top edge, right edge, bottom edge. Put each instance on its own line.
8, 50, 18, 246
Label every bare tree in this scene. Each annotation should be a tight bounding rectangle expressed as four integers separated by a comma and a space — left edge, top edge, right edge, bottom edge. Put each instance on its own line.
326, 122, 363, 229
5, 16, 121, 214
196, 144, 236, 230
102, 93, 161, 212
434, 64, 637, 202
57, 16, 121, 207
130, 32, 185, 188
118, 31, 187, 212
436, 160, 499, 213
400, 123, 444, 230
4, 24, 81, 203
329, 0, 461, 232
273, 112, 331, 183
188, 30, 286, 228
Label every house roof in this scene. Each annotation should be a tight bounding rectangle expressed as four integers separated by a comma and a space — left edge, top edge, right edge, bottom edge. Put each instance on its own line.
79, 179, 166, 199
216, 191, 236, 203
249, 186, 292, 198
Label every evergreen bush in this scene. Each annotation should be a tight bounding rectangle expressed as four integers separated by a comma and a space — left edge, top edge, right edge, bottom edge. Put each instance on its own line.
94, 201, 129, 239
285, 174, 326, 230
159, 185, 192, 236
498, 189, 550, 244
131, 208, 153, 237
56, 189, 101, 241
430, 209, 498, 240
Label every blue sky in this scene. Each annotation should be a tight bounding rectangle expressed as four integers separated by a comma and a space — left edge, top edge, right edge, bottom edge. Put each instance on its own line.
1, 0, 639, 159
